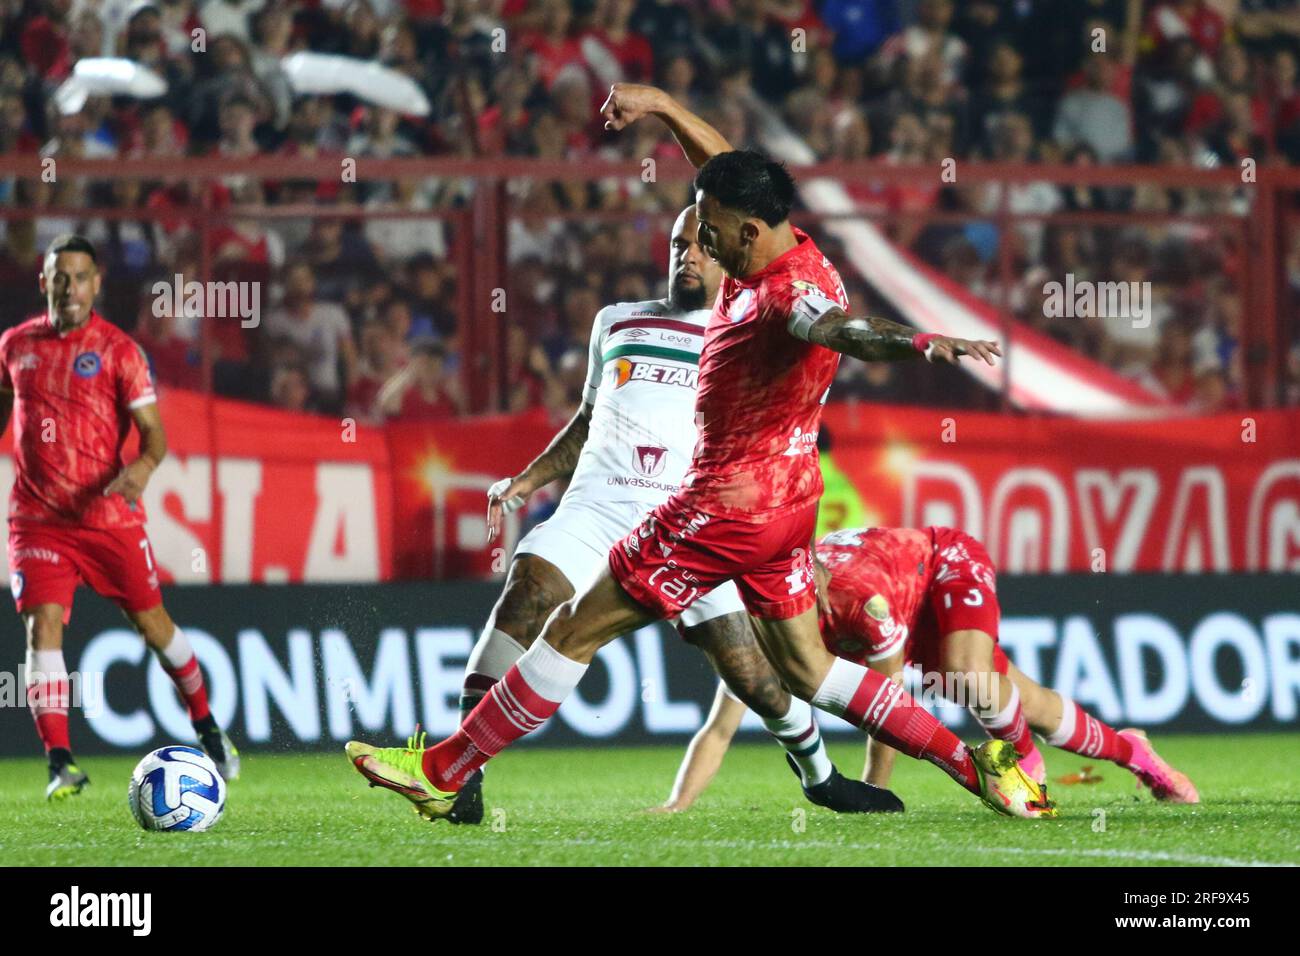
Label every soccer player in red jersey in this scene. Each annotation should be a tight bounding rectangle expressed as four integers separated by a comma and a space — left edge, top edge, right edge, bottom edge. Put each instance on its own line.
1, 235, 240, 799
347, 86, 1055, 819
653, 526, 1199, 811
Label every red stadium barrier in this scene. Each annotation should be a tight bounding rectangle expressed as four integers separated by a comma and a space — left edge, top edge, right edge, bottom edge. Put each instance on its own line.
5, 389, 1293, 582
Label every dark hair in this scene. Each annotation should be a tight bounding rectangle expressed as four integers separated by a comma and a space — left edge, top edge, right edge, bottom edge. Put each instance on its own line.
45, 234, 97, 264
411, 336, 446, 359
693, 150, 796, 226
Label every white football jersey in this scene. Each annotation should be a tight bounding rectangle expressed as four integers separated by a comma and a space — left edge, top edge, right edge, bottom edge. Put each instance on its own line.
565, 298, 710, 507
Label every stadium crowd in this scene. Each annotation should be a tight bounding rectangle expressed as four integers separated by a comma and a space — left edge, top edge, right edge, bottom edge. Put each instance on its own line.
2, 0, 1300, 415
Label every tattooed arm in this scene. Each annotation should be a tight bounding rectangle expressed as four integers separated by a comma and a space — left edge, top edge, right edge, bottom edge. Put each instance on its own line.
790, 301, 1002, 366
486, 403, 592, 543
487, 307, 613, 543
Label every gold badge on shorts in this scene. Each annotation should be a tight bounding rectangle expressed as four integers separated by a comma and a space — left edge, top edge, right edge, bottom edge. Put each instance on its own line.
864, 594, 889, 621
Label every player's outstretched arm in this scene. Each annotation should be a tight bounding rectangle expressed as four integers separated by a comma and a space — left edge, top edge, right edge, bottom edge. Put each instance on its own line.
650, 683, 747, 813
486, 402, 592, 542
600, 83, 733, 169
790, 304, 1002, 366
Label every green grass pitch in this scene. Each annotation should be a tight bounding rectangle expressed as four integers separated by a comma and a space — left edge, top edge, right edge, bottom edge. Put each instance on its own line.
2, 734, 1297, 866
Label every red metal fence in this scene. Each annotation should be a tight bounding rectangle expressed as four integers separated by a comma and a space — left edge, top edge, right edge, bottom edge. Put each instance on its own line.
1, 155, 1294, 412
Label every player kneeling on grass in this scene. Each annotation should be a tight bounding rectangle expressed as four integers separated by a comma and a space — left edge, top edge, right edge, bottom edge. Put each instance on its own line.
0, 235, 239, 800
403, 206, 897, 822
655, 526, 1198, 811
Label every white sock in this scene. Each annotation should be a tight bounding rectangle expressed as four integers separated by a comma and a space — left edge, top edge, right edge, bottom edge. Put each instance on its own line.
811, 656, 867, 717
762, 695, 833, 787
514, 637, 588, 704
26, 647, 68, 685
156, 626, 195, 670
974, 683, 1020, 728
25, 648, 70, 721
461, 627, 527, 720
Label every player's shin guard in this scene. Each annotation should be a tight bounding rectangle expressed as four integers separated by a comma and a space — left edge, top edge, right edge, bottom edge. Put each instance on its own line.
459, 627, 527, 723
26, 648, 71, 755
1045, 697, 1133, 766
425, 638, 587, 791
761, 695, 833, 787
973, 684, 1037, 760
813, 658, 981, 793
156, 626, 211, 723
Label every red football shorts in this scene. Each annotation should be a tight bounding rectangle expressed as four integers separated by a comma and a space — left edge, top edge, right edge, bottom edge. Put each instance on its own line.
8, 522, 163, 623
907, 528, 1008, 675
609, 495, 819, 620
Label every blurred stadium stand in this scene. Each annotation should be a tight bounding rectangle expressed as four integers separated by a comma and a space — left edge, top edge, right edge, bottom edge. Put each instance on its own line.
1, 0, 1298, 415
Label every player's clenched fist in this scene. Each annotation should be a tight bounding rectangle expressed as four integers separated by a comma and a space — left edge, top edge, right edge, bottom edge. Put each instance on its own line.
600, 82, 667, 131
925, 337, 1001, 366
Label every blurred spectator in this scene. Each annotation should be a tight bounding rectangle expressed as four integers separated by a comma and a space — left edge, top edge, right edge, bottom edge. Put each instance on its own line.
376, 337, 466, 421
520, 0, 586, 92
543, 283, 602, 365
270, 362, 316, 412
504, 324, 552, 413
347, 317, 408, 420
874, 0, 968, 88
586, 0, 654, 86
709, 0, 796, 103
820, 0, 900, 64
402, 252, 456, 339
265, 260, 358, 409
199, 0, 264, 43
1056, 51, 1134, 162
135, 301, 202, 391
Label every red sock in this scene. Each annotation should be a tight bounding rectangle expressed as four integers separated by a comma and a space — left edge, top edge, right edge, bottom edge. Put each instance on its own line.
28, 675, 71, 754
164, 656, 211, 722
423, 665, 561, 791
827, 663, 981, 794
975, 685, 1037, 759
1047, 699, 1133, 765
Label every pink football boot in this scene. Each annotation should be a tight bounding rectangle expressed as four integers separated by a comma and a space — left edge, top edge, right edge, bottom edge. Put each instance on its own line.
1119, 729, 1199, 803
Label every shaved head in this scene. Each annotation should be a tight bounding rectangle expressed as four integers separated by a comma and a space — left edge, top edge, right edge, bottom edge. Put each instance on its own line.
668, 205, 722, 312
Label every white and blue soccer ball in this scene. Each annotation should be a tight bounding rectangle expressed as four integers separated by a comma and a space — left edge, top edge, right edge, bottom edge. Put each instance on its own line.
127, 746, 227, 832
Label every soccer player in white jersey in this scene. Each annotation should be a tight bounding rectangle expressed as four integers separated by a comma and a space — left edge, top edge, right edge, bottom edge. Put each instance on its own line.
441, 207, 901, 822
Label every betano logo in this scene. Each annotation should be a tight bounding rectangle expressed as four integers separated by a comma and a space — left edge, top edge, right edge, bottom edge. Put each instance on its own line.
612, 358, 698, 389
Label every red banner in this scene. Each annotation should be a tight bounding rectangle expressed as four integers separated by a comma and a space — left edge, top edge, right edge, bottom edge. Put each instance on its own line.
820, 403, 1300, 573
1, 388, 395, 584
3, 390, 1296, 581
389, 403, 1300, 576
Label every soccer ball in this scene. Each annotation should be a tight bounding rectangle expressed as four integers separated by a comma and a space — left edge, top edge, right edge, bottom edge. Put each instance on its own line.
127, 746, 227, 832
